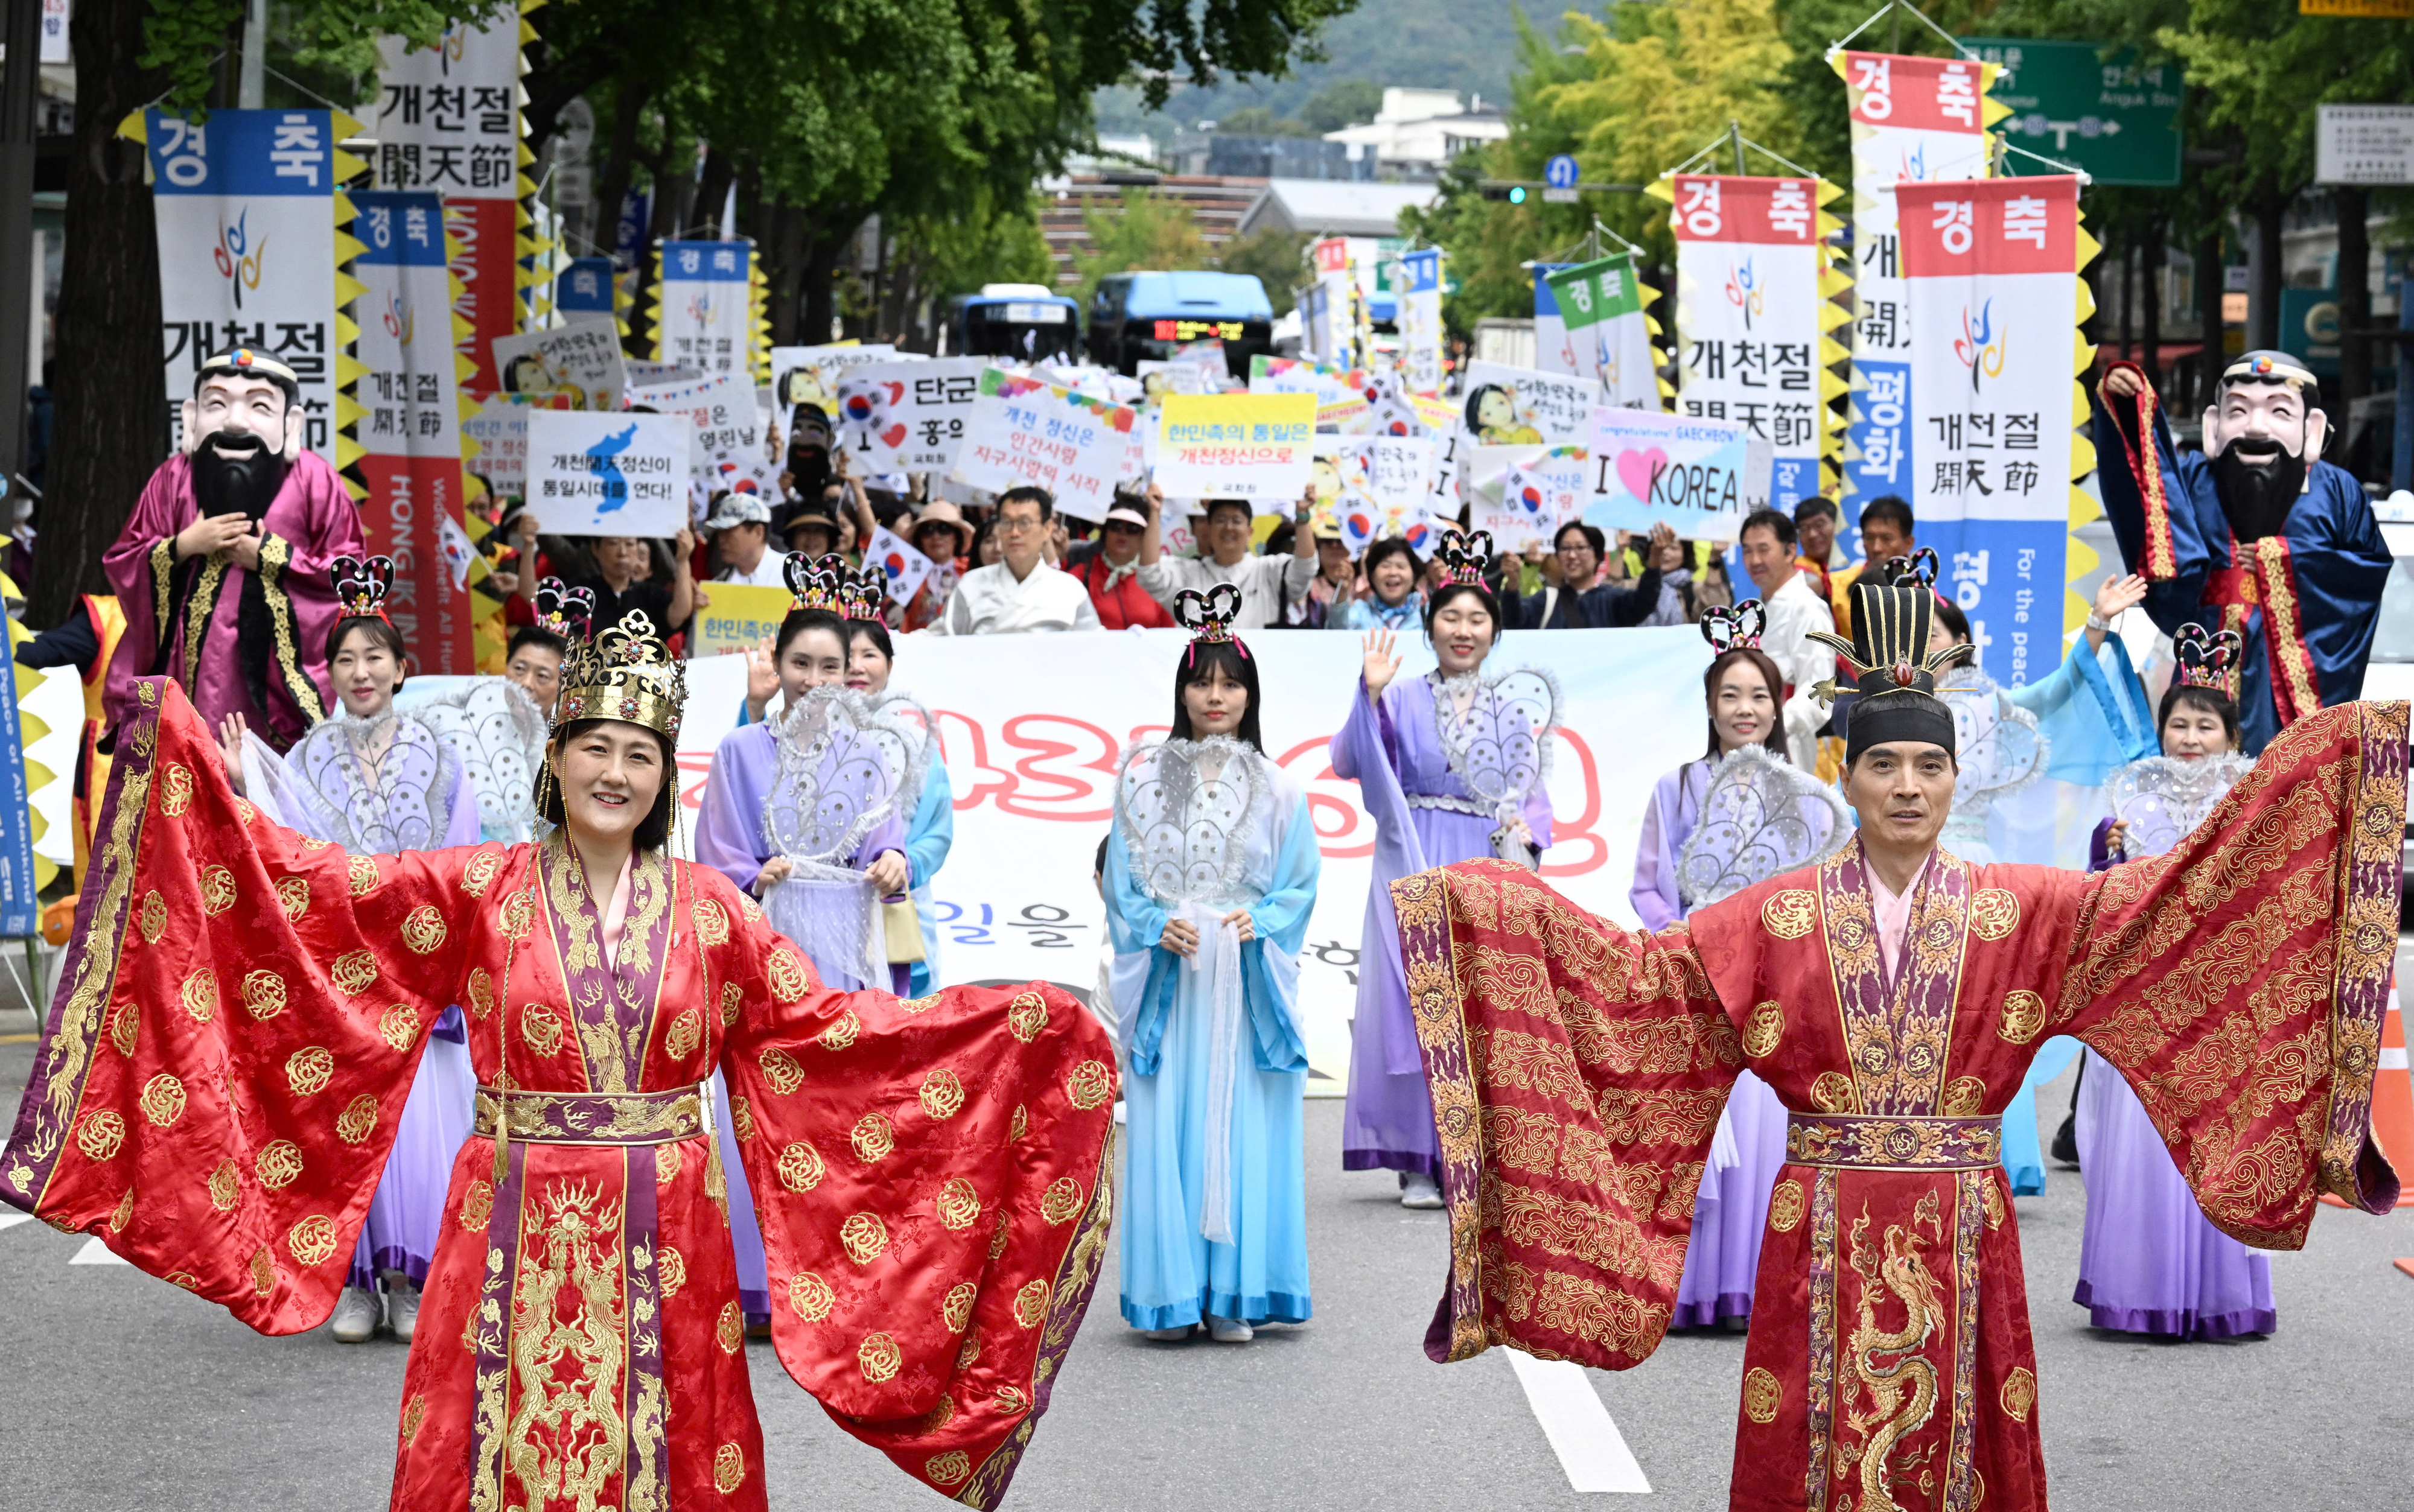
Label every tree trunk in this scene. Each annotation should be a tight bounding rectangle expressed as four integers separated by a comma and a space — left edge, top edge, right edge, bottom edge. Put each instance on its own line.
2337, 186, 2369, 414
2249, 189, 2286, 353
765, 203, 806, 346
800, 224, 858, 348
693, 146, 735, 241
2196, 225, 2225, 413
2140, 214, 2164, 394
36, 0, 168, 631
590, 80, 653, 272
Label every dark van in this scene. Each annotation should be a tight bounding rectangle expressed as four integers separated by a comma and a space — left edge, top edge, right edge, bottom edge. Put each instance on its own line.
1086, 271, 1275, 378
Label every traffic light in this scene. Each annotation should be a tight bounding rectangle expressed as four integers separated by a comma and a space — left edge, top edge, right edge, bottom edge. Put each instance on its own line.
1479, 182, 1530, 204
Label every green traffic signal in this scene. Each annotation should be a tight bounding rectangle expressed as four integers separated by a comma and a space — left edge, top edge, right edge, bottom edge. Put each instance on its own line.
1509, 185, 1527, 205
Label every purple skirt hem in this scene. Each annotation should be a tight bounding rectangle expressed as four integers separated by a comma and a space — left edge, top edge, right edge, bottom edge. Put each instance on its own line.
1342, 1149, 1442, 1179
2073, 1281, 2275, 1339
1669, 1292, 1753, 1330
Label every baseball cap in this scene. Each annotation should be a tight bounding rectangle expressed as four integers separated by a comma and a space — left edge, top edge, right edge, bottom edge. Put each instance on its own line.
704, 494, 772, 531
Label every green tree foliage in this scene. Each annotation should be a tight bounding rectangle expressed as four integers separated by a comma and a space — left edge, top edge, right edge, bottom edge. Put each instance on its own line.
1071, 190, 1212, 307
1298, 78, 1384, 132
140, 1, 504, 112
1217, 227, 1313, 315
1217, 106, 1320, 137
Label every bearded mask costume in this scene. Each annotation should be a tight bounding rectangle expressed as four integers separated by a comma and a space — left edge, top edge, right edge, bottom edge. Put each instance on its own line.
1385, 573, 2404, 1512
2, 609, 1119, 1509
2094, 349, 2391, 754
103, 350, 365, 752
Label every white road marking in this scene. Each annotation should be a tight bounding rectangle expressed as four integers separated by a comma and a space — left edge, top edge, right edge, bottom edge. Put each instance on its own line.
1506, 1349, 1653, 1493
69, 1237, 128, 1265
0, 1213, 33, 1233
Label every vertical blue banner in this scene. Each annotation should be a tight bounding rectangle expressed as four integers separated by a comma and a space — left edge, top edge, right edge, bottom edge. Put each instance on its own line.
0, 600, 42, 938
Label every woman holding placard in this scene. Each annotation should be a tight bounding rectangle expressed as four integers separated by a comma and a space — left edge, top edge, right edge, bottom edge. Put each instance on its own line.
1103, 586, 1319, 1342
1333, 530, 1556, 1207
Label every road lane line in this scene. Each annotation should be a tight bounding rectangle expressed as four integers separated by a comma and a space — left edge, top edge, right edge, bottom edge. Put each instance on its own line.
1506, 1349, 1652, 1493
69, 1237, 129, 1265
0, 1213, 32, 1232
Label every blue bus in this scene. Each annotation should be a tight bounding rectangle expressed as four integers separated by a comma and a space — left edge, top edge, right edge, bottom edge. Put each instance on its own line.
1086, 271, 1275, 378
942, 284, 1083, 364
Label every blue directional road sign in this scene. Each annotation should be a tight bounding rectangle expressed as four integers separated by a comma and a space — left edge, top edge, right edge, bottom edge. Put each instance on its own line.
1544, 154, 1580, 189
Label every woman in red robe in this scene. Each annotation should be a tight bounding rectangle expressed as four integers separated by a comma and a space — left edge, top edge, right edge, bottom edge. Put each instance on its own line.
1389, 571, 2403, 1511
0, 609, 1118, 1510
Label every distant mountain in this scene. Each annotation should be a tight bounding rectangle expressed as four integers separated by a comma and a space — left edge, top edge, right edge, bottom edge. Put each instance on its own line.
1093, 0, 1532, 140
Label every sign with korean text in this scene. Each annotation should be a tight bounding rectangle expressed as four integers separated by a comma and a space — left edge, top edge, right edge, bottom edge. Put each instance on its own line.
1398, 249, 1445, 395
524, 410, 688, 538
352, 189, 473, 674
1836, 51, 2001, 530
1532, 262, 1578, 376
623, 370, 775, 495
1665, 174, 1834, 509
1897, 176, 2081, 688
462, 396, 531, 496
1461, 360, 1603, 447
556, 256, 617, 316
951, 367, 1138, 522
689, 582, 793, 660
1308, 238, 1356, 364
1544, 253, 1663, 410
2315, 104, 2414, 186
1477, 447, 1589, 551
772, 343, 897, 415
1581, 405, 1769, 539
654, 241, 754, 380
372, 14, 524, 395
492, 315, 628, 411
147, 107, 340, 465
1959, 37, 2180, 188
1312, 434, 1438, 551
836, 357, 987, 472
1152, 391, 1317, 505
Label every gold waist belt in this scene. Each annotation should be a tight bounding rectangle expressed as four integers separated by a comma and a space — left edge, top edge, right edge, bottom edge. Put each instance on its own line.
1785, 1111, 2003, 1172
474, 1084, 706, 1146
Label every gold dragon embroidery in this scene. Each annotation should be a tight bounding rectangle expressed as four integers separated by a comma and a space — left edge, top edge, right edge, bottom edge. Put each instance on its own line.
505, 1181, 629, 1511
1841, 1196, 1949, 1512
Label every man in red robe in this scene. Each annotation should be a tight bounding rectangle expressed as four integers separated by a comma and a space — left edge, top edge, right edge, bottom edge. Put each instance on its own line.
101, 349, 363, 751
1391, 570, 2403, 1511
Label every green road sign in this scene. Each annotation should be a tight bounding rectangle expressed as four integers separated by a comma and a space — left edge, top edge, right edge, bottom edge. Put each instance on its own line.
1958, 36, 2183, 188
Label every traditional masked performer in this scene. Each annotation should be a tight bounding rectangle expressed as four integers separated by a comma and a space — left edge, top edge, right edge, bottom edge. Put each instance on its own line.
695, 556, 920, 1326
1105, 587, 1320, 1344
841, 580, 955, 996
1631, 603, 1848, 1330
2095, 351, 2391, 755
2072, 626, 2275, 1339
103, 349, 365, 751
1387, 573, 2402, 1512
1, 607, 1116, 1508
212, 556, 486, 1345
1333, 530, 1555, 1208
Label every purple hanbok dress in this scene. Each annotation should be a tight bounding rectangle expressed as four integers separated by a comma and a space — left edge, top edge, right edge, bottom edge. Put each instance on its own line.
1334, 670, 1553, 1175
1631, 758, 1791, 1328
238, 711, 484, 1288
693, 704, 912, 1323
2072, 760, 2276, 1338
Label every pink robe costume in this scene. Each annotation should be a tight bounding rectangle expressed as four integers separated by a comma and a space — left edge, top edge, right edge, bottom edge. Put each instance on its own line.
103, 449, 363, 751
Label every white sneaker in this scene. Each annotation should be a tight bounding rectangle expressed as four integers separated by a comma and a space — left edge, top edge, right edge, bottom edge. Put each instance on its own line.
331, 1285, 382, 1343
1141, 1325, 1191, 1342
386, 1282, 420, 1343
1400, 1173, 1444, 1209
1206, 1316, 1253, 1343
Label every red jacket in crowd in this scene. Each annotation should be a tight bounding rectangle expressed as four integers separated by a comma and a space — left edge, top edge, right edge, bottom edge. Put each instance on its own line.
1071, 553, 1174, 629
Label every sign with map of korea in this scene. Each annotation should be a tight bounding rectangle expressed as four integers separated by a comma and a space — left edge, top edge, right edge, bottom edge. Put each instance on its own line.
525, 410, 688, 537
949, 367, 1137, 522
1581, 405, 1770, 539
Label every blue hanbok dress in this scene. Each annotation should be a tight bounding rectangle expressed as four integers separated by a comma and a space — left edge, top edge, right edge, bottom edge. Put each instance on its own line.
1105, 738, 1320, 1331
238, 711, 484, 1289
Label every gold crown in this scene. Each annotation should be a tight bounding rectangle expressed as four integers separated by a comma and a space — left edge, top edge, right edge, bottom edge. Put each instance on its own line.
555, 609, 687, 740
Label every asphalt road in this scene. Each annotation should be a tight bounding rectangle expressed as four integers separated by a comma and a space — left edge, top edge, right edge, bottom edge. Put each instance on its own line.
1, 1023, 2409, 1511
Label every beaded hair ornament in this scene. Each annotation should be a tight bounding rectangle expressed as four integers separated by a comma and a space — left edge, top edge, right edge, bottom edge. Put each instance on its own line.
1173, 584, 1247, 665
836, 562, 888, 623
1700, 599, 1767, 655
330, 554, 397, 624
532, 577, 594, 641
554, 609, 687, 741
1435, 529, 1494, 588
2173, 623, 2243, 693
782, 551, 847, 613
